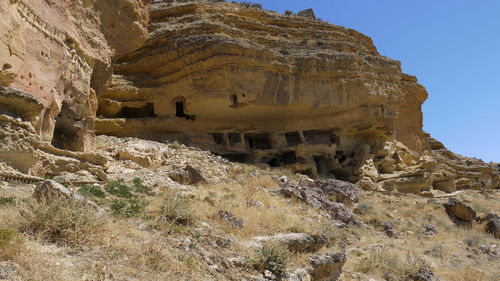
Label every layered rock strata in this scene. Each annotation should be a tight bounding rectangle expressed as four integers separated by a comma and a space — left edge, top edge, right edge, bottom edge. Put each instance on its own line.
0, 0, 151, 151
96, 1, 498, 192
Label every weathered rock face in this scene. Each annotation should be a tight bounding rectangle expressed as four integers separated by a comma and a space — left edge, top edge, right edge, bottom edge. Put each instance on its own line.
96, 1, 428, 179
0, 0, 151, 151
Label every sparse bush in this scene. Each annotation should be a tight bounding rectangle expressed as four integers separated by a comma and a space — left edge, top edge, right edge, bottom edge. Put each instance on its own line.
167, 140, 183, 149
159, 193, 195, 225
19, 200, 105, 246
284, 10, 293, 16
448, 267, 488, 281
354, 203, 374, 215
105, 181, 134, 198
110, 198, 146, 218
0, 225, 23, 260
133, 178, 154, 195
0, 197, 15, 207
239, 2, 263, 10
316, 40, 325, 46
279, 49, 290, 55
78, 185, 106, 199
251, 243, 290, 280
354, 248, 425, 279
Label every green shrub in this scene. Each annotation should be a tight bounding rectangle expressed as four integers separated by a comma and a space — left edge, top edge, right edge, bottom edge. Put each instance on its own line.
279, 49, 290, 55
0, 197, 15, 207
0, 225, 23, 260
251, 243, 290, 280
133, 178, 154, 195
78, 185, 106, 199
110, 198, 146, 218
19, 200, 105, 246
105, 181, 134, 198
159, 193, 194, 225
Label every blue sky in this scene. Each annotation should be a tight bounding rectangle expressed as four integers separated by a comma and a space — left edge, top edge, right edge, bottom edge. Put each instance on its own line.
236, 0, 500, 162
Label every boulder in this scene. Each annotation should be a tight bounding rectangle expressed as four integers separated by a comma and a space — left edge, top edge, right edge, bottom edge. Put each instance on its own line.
443, 198, 476, 226
33, 180, 103, 214
169, 165, 208, 185
308, 251, 346, 281
218, 210, 245, 229
253, 233, 326, 254
297, 8, 316, 19
486, 219, 500, 239
413, 268, 440, 281
318, 179, 361, 206
279, 180, 356, 225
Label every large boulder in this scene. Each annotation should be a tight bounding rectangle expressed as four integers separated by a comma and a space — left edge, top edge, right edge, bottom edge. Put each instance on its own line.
443, 198, 476, 226
279, 179, 356, 226
308, 251, 346, 281
318, 179, 361, 206
169, 165, 208, 185
486, 219, 500, 239
413, 268, 440, 281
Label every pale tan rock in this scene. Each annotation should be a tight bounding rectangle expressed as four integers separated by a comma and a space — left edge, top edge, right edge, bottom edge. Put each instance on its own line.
0, 0, 151, 151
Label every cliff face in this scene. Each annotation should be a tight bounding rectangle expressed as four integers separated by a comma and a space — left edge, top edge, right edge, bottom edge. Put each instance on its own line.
0, 0, 151, 151
100, 2, 427, 153
0, 0, 497, 192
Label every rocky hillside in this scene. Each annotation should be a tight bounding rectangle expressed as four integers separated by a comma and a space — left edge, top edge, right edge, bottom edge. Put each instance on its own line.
0, 1, 499, 281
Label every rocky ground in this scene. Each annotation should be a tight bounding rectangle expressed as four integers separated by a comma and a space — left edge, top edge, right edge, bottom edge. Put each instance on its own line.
0, 136, 498, 281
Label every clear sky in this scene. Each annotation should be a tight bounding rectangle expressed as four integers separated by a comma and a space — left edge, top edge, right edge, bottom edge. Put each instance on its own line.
235, 0, 500, 162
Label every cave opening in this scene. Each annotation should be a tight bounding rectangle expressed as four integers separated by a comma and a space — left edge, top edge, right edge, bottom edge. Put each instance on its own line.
210, 133, 225, 145
228, 132, 241, 146
118, 103, 156, 118
245, 133, 272, 150
285, 132, 301, 146
176, 101, 187, 118
51, 102, 82, 151
231, 94, 238, 106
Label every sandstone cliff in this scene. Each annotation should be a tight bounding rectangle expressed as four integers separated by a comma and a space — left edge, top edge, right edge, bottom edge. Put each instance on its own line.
96, 1, 497, 192
0, 0, 151, 151
0, 0, 497, 193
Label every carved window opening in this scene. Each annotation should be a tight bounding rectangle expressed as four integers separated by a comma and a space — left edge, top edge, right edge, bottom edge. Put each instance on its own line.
175, 101, 187, 118
285, 132, 301, 146
228, 132, 241, 146
245, 133, 272, 150
118, 103, 156, 118
303, 130, 337, 145
222, 153, 251, 163
210, 133, 224, 145
280, 151, 298, 165
231, 94, 238, 106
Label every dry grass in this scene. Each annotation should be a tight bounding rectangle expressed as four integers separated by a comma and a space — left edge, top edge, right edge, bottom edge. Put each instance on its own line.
0, 224, 24, 261
18, 199, 107, 246
194, 176, 323, 239
354, 248, 427, 279
446, 267, 489, 281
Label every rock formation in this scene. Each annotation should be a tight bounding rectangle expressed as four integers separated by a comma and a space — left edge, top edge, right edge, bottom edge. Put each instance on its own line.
0, 0, 497, 194
95, 1, 498, 192
0, 0, 151, 151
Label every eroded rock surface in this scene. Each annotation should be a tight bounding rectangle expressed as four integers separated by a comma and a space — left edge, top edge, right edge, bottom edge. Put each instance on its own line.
0, 0, 151, 151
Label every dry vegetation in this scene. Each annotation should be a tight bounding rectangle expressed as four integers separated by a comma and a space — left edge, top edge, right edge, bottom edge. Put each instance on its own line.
0, 154, 498, 280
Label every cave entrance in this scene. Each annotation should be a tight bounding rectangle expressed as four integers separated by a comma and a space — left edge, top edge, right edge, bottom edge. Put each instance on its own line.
176, 101, 187, 118
118, 103, 156, 118
51, 102, 82, 151
222, 153, 251, 163
285, 132, 301, 146
172, 97, 195, 120
313, 156, 330, 176
228, 132, 242, 146
245, 133, 272, 150
303, 130, 338, 145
